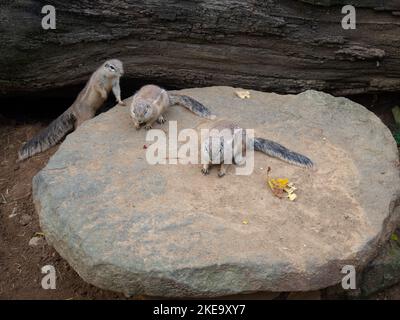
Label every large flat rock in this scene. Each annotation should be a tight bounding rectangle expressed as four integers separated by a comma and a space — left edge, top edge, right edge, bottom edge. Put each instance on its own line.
33, 87, 400, 297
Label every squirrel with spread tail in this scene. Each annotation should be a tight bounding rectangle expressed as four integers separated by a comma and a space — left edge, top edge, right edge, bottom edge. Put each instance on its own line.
18, 59, 125, 161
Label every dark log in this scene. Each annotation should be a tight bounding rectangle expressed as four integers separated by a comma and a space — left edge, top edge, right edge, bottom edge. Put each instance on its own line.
0, 0, 399, 96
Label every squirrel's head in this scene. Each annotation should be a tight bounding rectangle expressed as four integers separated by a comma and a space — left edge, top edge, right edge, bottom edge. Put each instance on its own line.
103, 59, 124, 78
130, 100, 153, 124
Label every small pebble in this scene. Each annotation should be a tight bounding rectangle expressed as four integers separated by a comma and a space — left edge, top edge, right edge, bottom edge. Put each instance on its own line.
19, 214, 32, 226
29, 236, 45, 247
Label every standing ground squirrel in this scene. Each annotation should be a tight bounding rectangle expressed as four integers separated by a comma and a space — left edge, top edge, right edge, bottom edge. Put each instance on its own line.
197, 119, 314, 177
18, 59, 125, 161
129, 85, 216, 130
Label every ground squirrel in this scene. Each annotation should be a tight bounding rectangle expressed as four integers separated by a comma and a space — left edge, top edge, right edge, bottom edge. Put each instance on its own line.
197, 119, 313, 177
129, 85, 216, 130
18, 59, 125, 161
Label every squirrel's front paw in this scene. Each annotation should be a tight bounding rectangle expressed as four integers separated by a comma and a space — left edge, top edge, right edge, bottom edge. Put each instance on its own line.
144, 124, 153, 130
157, 115, 166, 124
201, 168, 209, 175
118, 100, 126, 106
132, 121, 141, 130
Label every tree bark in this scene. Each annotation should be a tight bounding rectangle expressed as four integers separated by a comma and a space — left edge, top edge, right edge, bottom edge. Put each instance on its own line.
0, 0, 399, 96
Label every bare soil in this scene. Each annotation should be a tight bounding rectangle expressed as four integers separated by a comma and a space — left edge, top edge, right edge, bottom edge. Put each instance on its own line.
0, 122, 125, 300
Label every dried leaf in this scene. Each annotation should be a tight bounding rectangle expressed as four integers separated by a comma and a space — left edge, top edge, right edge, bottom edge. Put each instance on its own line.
276, 178, 289, 188
288, 193, 297, 201
35, 232, 45, 237
268, 180, 274, 190
268, 178, 289, 190
284, 186, 297, 194
267, 177, 299, 201
272, 188, 285, 198
235, 90, 251, 99
392, 106, 400, 125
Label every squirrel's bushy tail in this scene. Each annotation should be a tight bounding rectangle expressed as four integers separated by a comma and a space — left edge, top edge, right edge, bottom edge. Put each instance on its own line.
252, 137, 313, 168
169, 93, 216, 120
18, 111, 76, 161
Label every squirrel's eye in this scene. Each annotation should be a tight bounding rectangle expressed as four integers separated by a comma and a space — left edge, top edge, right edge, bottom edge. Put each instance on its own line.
109, 65, 116, 71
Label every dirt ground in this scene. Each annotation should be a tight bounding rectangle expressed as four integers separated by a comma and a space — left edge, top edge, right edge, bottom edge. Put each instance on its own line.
0, 98, 399, 300
0, 122, 125, 299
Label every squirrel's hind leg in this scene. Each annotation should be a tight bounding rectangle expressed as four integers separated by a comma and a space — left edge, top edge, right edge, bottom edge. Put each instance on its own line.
201, 163, 211, 175
218, 163, 230, 177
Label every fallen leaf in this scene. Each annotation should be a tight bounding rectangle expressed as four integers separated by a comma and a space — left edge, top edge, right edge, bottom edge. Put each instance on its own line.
235, 90, 250, 99
392, 106, 400, 125
268, 178, 289, 190
272, 188, 286, 198
288, 193, 297, 201
242, 220, 249, 225
276, 178, 289, 188
267, 177, 298, 201
284, 186, 297, 194
35, 232, 45, 237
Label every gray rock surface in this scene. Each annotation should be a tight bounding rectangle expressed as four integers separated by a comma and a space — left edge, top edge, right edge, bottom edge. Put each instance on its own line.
33, 87, 400, 297
359, 228, 400, 297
